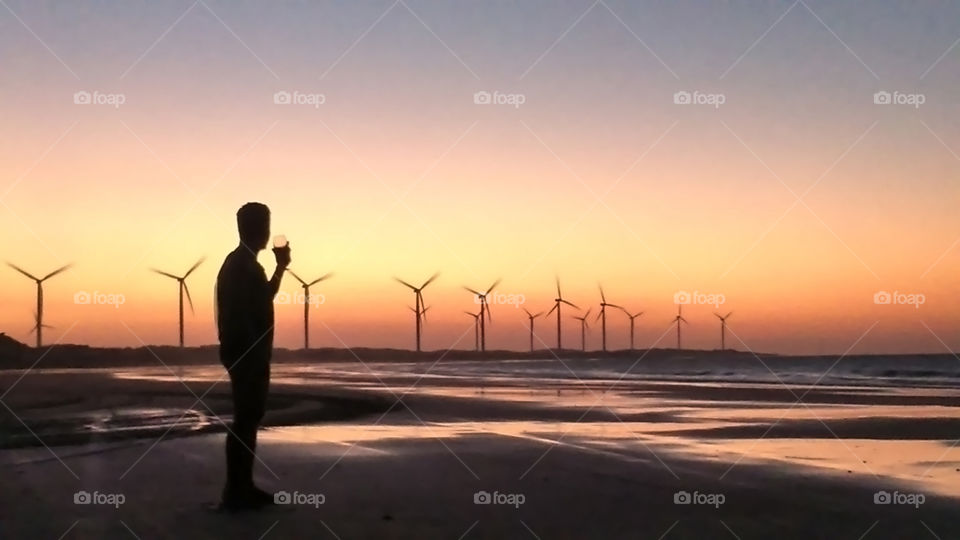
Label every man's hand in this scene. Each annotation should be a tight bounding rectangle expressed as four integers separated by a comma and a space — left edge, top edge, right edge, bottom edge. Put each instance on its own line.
273, 244, 292, 269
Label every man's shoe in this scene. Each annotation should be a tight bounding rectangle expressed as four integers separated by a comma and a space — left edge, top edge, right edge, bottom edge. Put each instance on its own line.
251, 486, 276, 506
220, 486, 262, 512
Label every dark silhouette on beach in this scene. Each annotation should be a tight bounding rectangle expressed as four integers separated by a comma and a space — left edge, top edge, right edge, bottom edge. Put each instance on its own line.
214, 202, 291, 511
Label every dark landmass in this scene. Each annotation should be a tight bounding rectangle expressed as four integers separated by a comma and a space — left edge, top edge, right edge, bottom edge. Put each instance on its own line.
0, 333, 957, 372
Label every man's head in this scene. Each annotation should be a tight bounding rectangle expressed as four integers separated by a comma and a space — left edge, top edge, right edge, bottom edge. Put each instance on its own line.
237, 202, 270, 250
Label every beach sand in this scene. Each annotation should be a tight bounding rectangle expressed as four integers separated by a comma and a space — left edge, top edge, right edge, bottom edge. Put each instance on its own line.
2, 361, 960, 539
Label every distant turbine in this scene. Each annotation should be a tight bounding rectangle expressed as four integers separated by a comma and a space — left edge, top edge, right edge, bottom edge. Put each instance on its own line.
545, 278, 579, 351
522, 308, 544, 352
6, 262, 72, 347
394, 273, 439, 352
572, 308, 592, 352
151, 257, 204, 347
464, 279, 500, 352
463, 310, 480, 351
286, 269, 332, 350
714, 311, 733, 350
673, 304, 688, 350
618, 307, 644, 351
596, 285, 623, 352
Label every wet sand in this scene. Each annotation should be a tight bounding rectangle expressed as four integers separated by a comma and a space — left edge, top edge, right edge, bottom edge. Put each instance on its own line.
2, 361, 960, 538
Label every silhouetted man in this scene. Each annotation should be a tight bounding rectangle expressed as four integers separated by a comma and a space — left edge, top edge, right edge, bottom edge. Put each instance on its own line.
215, 202, 290, 510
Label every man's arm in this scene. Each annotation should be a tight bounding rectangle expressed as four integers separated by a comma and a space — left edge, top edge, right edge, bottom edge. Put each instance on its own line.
267, 266, 285, 296
267, 244, 292, 296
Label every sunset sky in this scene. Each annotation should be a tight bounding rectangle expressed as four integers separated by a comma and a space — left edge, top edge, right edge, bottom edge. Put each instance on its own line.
1, 0, 959, 354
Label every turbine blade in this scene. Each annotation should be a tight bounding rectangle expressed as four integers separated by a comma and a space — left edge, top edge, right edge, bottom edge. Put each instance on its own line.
151, 269, 180, 280
421, 272, 440, 289
599, 284, 606, 303
183, 282, 195, 314
394, 277, 417, 290
533, 312, 544, 318
617, 305, 631, 316
485, 278, 501, 295
606, 303, 623, 309
184, 257, 205, 278
595, 310, 602, 322
7, 263, 39, 281
463, 310, 477, 318
42, 263, 72, 281
726, 311, 733, 319
522, 307, 532, 317
714, 313, 723, 320
463, 286, 481, 296
555, 277, 561, 298
287, 269, 308, 286
584, 308, 591, 319
308, 272, 333, 286
485, 301, 493, 323
546, 303, 557, 316
561, 299, 579, 310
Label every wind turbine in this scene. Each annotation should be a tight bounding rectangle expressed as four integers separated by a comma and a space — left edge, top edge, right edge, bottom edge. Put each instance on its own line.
286, 269, 332, 349
464, 279, 500, 352
463, 310, 480, 351
714, 311, 733, 350
7, 262, 72, 347
394, 273, 439, 352
522, 308, 544, 352
673, 304, 688, 351
572, 308, 591, 352
617, 307, 644, 351
545, 279, 579, 351
151, 257, 204, 347
595, 285, 623, 352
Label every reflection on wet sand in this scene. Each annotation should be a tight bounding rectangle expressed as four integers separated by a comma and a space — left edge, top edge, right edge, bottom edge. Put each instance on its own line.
6, 361, 960, 500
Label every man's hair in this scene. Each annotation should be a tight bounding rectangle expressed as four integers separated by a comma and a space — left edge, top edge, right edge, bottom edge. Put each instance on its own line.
237, 202, 270, 242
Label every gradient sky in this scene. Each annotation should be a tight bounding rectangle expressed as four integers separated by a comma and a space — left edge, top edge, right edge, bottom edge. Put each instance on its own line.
1, 0, 959, 354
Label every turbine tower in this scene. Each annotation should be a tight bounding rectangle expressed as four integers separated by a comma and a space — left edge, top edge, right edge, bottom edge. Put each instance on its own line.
522, 308, 544, 352
545, 279, 578, 351
463, 310, 480, 351
152, 257, 204, 347
596, 285, 623, 352
714, 311, 733, 350
617, 308, 644, 351
673, 304, 688, 351
7, 262, 72, 347
572, 308, 591, 352
464, 279, 500, 352
286, 269, 332, 349
394, 273, 439, 352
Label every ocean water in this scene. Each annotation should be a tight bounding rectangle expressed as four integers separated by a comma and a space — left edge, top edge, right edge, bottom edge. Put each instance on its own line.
419, 354, 960, 388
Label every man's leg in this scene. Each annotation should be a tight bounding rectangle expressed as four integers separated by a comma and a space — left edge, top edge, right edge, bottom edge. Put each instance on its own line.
223, 359, 270, 507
